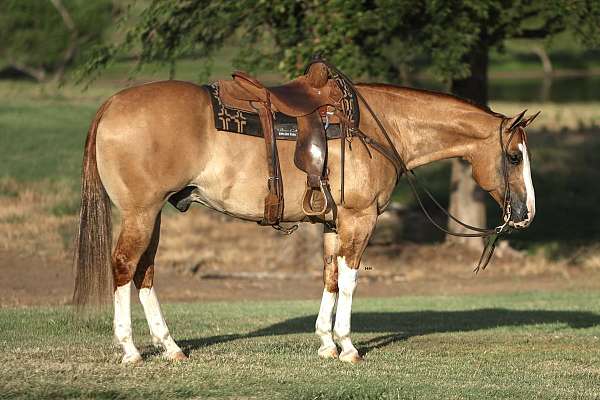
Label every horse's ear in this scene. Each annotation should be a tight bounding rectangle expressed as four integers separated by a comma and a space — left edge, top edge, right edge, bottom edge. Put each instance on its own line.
521, 111, 541, 127
506, 109, 527, 131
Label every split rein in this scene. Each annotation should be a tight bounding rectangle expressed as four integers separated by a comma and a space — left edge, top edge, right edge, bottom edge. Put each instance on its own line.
313, 59, 516, 272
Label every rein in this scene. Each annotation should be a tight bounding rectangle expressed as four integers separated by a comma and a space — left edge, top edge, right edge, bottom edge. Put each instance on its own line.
310, 58, 516, 272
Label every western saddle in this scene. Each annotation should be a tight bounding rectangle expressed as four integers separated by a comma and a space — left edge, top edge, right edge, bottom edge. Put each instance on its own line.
217, 61, 355, 229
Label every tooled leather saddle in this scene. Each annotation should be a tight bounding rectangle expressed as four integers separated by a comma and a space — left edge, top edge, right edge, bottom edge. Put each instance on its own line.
209, 61, 359, 229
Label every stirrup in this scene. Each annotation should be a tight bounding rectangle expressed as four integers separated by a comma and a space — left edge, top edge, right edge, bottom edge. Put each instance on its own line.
301, 179, 331, 216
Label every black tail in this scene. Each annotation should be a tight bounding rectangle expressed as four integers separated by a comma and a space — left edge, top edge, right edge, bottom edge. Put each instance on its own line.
73, 99, 114, 309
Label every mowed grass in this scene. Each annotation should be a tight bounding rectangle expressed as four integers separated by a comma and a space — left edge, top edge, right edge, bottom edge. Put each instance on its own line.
0, 97, 96, 185
1, 292, 600, 399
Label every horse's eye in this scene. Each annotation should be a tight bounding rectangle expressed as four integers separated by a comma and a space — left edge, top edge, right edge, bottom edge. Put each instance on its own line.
507, 152, 522, 165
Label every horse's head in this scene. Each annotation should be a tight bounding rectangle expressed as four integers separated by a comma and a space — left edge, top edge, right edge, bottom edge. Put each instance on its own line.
470, 110, 539, 230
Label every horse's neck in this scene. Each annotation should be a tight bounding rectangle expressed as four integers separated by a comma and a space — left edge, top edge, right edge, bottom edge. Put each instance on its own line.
358, 85, 500, 169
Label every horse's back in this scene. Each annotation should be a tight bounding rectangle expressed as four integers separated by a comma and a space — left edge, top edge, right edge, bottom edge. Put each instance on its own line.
103, 80, 211, 124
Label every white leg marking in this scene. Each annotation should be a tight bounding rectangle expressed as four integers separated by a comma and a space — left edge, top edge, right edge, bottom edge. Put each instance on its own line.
114, 282, 142, 363
518, 142, 536, 224
333, 256, 360, 363
139, 287, 183, 357
315, 289, 338, 358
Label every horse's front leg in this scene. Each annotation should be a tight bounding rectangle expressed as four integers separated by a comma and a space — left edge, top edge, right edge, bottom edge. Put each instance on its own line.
315, 226, 340, 359
332, 207, 377, 363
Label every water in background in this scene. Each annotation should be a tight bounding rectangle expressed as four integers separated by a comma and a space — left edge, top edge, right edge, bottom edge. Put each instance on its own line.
490, 76, 600, 102
415, 75, 600, 103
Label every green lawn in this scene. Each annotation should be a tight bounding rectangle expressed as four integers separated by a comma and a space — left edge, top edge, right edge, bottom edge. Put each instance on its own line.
1, 291, 600, 399
0, 99, 96, 185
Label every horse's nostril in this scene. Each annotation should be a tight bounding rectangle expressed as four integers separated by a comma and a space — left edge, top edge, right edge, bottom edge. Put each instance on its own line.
511, 203, 529, 222
517, 206, 529, 221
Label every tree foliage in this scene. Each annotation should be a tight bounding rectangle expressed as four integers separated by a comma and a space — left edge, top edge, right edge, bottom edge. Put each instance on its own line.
83, 0, 600, 82
0, 0, 114, 82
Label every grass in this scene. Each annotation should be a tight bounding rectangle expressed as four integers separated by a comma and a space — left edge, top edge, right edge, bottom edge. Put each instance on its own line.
1, 291, 600, 399
0, 99, 96, 184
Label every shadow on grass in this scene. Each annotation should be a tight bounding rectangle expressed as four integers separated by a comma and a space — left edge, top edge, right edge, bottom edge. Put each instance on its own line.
178, 308, 600, 357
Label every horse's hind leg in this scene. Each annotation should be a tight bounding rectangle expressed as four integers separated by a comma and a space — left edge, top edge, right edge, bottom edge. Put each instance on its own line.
133, 212, 186, 361
315, 226, 340, 359
112, 208, 161, 364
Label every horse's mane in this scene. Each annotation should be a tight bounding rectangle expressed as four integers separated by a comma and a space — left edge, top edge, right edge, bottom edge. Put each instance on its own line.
356, 82, 505, 119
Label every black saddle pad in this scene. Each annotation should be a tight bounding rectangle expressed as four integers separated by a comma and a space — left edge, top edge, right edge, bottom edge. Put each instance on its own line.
204, 80, 359, 141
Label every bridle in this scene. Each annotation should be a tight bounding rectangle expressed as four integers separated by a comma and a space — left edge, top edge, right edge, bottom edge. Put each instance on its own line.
310, 57, 522, 272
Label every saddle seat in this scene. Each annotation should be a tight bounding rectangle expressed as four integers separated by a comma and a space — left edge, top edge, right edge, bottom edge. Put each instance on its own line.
230, 63, 342, 117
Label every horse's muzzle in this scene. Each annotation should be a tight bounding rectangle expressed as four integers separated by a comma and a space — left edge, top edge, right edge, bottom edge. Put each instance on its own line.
509, 199, 534, 229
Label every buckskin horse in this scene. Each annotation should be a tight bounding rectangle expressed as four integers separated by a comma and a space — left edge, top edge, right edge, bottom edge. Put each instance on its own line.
73, 61, 537, 364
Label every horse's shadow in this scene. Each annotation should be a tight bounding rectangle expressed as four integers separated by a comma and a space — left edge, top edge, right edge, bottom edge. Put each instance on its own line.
178, 308, 600, 356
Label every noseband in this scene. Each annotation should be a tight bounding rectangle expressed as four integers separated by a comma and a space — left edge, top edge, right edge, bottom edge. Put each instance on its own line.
310, 57, 520, 272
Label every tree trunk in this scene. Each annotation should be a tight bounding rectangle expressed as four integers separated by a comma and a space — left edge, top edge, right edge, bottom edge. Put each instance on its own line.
6, 59, 47, 82
50, 0, 78, 83
531, 45, 553, 102
531, 45, 553, 75
447, 41, 489, 250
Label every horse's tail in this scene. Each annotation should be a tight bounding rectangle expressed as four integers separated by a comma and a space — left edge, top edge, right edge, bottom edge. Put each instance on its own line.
73, 98, 114, 310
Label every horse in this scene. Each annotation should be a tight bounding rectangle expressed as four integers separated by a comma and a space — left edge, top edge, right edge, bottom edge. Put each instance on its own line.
73, 78, 537, 364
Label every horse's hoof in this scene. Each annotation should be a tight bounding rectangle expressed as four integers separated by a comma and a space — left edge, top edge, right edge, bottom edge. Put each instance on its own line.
121, 353, 143, 365
339, 349, 362, 364
166, 351, 188, 361
318, 345, 339, 359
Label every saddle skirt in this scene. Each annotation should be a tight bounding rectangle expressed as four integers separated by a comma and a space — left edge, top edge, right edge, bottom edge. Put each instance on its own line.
204, 83, 344, 141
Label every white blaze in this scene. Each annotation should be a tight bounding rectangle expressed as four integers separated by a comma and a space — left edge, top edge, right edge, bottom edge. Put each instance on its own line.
518, 142, 535, 224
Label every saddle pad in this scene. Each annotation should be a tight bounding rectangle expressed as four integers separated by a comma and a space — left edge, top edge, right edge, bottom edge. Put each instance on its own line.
205, 83, 348, 141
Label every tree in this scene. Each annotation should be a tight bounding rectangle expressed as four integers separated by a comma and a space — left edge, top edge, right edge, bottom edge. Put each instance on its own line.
0, 0, 115, 83
82, 0, 600, 245
80, 0, 430, 82
423, 1, 600, 248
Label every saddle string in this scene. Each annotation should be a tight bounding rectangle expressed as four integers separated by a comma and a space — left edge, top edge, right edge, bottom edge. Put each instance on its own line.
340, 121, 346, 205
